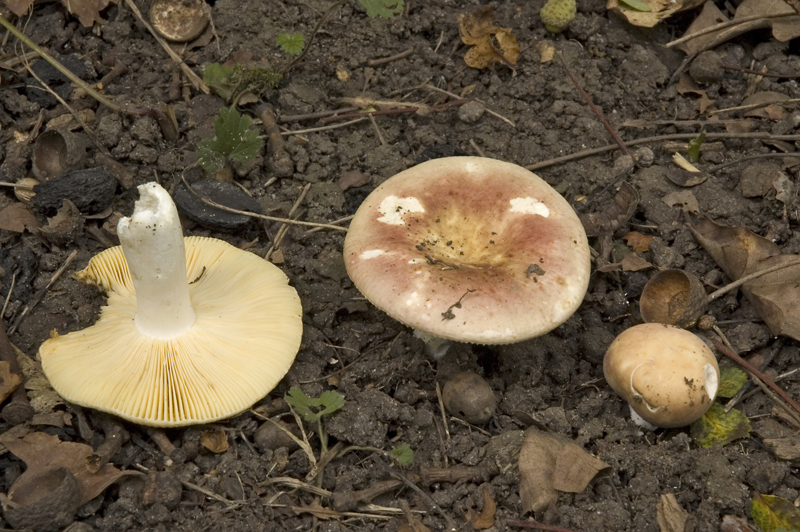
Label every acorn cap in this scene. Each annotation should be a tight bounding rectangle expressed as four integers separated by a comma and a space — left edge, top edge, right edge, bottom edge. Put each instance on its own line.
343, 156, 591, 344
39, 236, 302, 427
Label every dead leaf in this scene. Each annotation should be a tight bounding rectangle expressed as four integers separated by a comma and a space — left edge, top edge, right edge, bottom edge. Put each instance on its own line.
741, 92, 791, 119
740, 163, 794, 203
0, 431, 137, 505
459, 6, 519, 69
552, 443, 610, 493
0, 361, 22, 404
624, 231, 654, 252
468, 486, 496, 529
657, 493, 695, 532
578, 182, 639, 237
762, 435, 800, 460
663, 190, 700, 213
676, 74, 715, 113
200, 428, 229, 453
3, 0, 35, 16
736, 0, 800, 42
688, 215, 800, 341
720, 514, 759, 532
621, 253, 653, 272
0, 203, 41, 233
61, 0, 120, 27
534, 40, 556, 63
607, 0, 705, 29
15, 342, 64, 416
673, 2, 729, 55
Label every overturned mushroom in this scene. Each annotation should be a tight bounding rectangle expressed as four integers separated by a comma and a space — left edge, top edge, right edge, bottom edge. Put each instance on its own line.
344, 156, 590, 348
39, 182, 302, 426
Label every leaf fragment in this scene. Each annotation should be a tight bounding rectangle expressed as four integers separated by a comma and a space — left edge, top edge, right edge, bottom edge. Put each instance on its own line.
358, 0, 404, 18
751, 493, 800, 532
277, 33, 305, 55
469, 486, 497, 529
656, 493, 695, 532
690, 403, 751, 448
458, 6, 519, 70
716, 366, 748, 399
391, 443, 414, 466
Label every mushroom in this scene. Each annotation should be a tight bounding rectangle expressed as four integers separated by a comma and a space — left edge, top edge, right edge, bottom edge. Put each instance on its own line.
343, 156, 590, 349
603, 323, 720, 429
39, 182, 302, 427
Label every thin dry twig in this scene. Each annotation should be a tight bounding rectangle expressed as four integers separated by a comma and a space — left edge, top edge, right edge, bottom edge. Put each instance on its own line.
281, 117, 369, 136
264, 183, 311, 261
506, 518, 579, 532
665, 13, 796, 49
9, 250, 78, 335
423, 83, 515, 127
368, 47, 415, 67
706, 257, 800, 301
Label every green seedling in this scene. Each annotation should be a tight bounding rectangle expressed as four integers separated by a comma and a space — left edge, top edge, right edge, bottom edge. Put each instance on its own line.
690, 402, 751, 448
687, 130, 706, 163
203, 62, 282, 105
618, 0, 651, 12
197, 107, 262, 175
390, 443, 414, 466
751, 493, 800, 532
285, 387, 344, 455
277, 33, 305, 55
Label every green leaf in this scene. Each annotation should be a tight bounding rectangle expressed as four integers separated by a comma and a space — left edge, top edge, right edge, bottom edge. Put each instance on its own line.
277, 33, 305, 55
391, 443, 414, 466
358, 0, 403, 18
197, 107, 262, 174
751, 493, 800, 532
618, 0, 651, 11
717, 366, 748, 398
690, 403, 751, 448
203, 63, 237, 102
285, 387, 345, 423
687, 130, 706, 163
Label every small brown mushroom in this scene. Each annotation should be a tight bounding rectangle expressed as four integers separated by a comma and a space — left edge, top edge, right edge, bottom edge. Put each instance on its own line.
603, 323, 719, 428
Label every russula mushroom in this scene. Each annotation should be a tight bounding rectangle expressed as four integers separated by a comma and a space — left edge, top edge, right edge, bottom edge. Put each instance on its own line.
39, 182, 302, 427
603, 323, 720, 429
343, 156, 590, 347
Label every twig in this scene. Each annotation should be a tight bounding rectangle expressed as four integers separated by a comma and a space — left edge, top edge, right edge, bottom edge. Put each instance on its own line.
378, 459, 458, 531
121, 0, 209, 93
706, 257, 800, 301
708, 153, 800, 173
86, 417, 128, 473
333, 479, 404, 511
146, 427, 186, 465
260, 476, 332, 497
707, 335, 800, 420
557, 51, 632, 159
721, 63, 800, 78
423, 84, 515, 127
264, 183, 311, 261
368, 47, 415, 67
179, 172, 348, 231
524, 132, 800, 171
304, 214, 353, 235
725, 340, 784, 411
279, 107, 360, 122
319, 99, 468, 124
665, 13, 796, 49
281, 117, 369, 136
281, 0, 346, 74
707, 97, 800, 116
8, 250, 78, 335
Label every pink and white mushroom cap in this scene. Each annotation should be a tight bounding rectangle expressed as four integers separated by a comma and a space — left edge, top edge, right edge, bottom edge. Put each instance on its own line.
343, 156, 591, 344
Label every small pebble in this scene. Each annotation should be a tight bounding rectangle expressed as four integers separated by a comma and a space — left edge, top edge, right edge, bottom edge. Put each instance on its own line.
458, 101, 485, 124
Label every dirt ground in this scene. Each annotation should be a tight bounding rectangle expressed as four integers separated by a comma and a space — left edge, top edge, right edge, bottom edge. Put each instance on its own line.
1, 0, 799, 530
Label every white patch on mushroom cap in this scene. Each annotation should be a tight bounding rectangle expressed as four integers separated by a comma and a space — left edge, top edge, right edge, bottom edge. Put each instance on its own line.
511, 197, 550, 218
704, 363, 719, 400
360, 249, 385, 259
377, 196, 424, 225
509, 197, 550, 217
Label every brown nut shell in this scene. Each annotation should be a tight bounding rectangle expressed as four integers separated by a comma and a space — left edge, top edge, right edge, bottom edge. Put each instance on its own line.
32, 129, 86, 181
603, 323, 719, 428
640, 269, 707, 328
442, 371, 496, 424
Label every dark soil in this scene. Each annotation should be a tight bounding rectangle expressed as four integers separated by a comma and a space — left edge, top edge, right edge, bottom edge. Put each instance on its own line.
0, 0, 799, 531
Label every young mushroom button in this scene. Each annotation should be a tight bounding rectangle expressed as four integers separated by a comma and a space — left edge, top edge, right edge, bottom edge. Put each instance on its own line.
343, 156, 591, 346
39, 182, 303, 427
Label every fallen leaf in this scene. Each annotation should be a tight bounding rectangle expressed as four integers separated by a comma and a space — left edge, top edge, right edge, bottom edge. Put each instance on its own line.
552, 443, 610, 493
657, 493, 695, 532
607, 0, 704, 29
688, 214, 800, 341
762, 434, 800, 460
751, 493, 800, 532
620, 253, 653, 272
741, 92, 791, 119
0, 203, 41, 233
720, 514, 759, 532
663, 190, 699, 213
61, 0, 120, 27
0, 361, 22, 404
3, 0, 34, 16
15, 341, 64, 416
624, 231, 654, 252
534, 40, 556, 63
0, 431, 137, 505
676, 74, 715, 113
673, 2, 729, 55
740, 163, 794, 203
736, 0, 800, 43
468, 486, 496, 529
690, 403, 751, 448
458, 6, 519, 69
200, 428, 230, 453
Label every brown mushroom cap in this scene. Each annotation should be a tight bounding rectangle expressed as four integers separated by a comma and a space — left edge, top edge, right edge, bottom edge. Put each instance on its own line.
343, 157, 591, 344
39, 236, 302, 427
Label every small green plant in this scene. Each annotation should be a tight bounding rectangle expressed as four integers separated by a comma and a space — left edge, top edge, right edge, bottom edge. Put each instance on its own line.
285, 387, 344, 455
197, 107, 262, 174
687, 130, 706, 163
203, 62, 282, 104
359, 0, 403, 18
391, 443, 414, 466
277, 33, 305, 55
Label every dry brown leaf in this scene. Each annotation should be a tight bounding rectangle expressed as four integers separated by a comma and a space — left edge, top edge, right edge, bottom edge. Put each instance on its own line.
3, 0, 35, 16
15, 342, 63, 416
620, 253, 653, 272
688, 214, 800, 341
663, 190, 700, 214
624, 231, 655, 252
0, 203, 41, 233
736, 0, 800, 42
762, 435, 800, 460
607, 0, 705, 29
552, 443, 610, 493
294, 500, 340, 520
458, 6, 519, 69
62, 0, 120, 27
673, 2, 729, 55
720, 515, 759, 532
468, 486, 497, 529
200, 428, 230, 453
657, 493, 695, 532
0, 361, 22, 404
0, 431, 137, 506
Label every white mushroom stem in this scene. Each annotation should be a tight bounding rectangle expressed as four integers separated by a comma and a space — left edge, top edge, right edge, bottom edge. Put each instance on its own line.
117, 183, 195, 339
